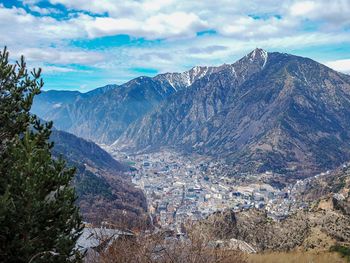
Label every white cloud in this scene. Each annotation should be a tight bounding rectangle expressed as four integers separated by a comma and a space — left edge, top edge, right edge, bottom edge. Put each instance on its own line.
49, 0, 121, 15
92, 31, 350, 81
0, 5, 85, 47
2, 1, 349, 47
289, 0, 350, 27
41, 65, 75, 73
44, 0, 350, 42
325, 59, 350, 74
217, 15, 298, 39
1, 0, 350, 89
290, 1, 316, 16
81, 12, 206, 39
28, 5, 62, 15
49, 0, 176, 16
13, 47, 105, 66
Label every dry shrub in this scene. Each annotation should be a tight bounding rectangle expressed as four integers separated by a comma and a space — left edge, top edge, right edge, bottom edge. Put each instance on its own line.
87, 220, 247, 263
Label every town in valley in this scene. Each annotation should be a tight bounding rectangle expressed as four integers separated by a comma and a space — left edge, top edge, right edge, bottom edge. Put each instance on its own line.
104, 147, 324, 232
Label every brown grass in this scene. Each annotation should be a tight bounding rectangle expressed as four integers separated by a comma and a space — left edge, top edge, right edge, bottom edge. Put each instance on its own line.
247, 251, 347, 263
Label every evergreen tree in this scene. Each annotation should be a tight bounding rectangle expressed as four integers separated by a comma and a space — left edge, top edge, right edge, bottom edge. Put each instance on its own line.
0, 47, 83, 262
0, 47, 41, 153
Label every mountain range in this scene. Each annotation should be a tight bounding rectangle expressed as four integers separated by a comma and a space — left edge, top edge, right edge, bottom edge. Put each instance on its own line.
33, 48, 350, 178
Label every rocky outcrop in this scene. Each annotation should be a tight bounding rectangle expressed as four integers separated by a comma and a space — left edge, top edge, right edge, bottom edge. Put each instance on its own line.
203, 166, 350, 252
204, 207, 350, 252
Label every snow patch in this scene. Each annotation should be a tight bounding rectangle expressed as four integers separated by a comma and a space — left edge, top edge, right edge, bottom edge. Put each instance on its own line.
197, 66, 208, 79
261, 49, 268, 68
53, 103, 62, 108
231, 65, 237, 77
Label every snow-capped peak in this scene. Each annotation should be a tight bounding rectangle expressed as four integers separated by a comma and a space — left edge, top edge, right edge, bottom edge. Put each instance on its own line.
155, 49, 269, 92
247, 48, 268, 68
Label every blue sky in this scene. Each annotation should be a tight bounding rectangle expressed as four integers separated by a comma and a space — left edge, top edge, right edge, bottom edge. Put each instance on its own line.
1, 0, 350, 91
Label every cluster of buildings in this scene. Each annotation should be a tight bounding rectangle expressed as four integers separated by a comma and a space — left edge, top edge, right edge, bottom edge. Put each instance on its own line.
117, 150, 309, 230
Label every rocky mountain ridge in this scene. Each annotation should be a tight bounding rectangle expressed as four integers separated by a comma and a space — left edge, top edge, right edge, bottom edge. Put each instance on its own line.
115, 49, 350, 177
33, 49, 350, 178
32, 49, 268, 144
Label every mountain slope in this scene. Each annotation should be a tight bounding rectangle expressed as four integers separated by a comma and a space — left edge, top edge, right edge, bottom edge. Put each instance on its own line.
31, 84, 118, 131
115, 49, 350, 177
31, 90, 81, 120
50, 130, 148, 226
204, 165, 350, 252
32, 64, 229, 144
51, 129, 128, 172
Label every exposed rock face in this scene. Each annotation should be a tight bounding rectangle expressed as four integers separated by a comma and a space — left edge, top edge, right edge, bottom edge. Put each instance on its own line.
300, 165, 350, 216
204, 166, 350, 252
205, 206, 350, 252
249, 208, 349, 252
116, 49, 350, 177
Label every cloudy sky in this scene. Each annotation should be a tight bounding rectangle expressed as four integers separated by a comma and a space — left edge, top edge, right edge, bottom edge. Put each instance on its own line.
1, 0, 350, 91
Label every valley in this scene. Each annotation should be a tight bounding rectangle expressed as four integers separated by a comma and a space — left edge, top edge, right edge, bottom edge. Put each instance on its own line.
30, 48, 350, 257
3, 1, 350, 261
34, 49, 350, 179
105, 147, 339, 231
